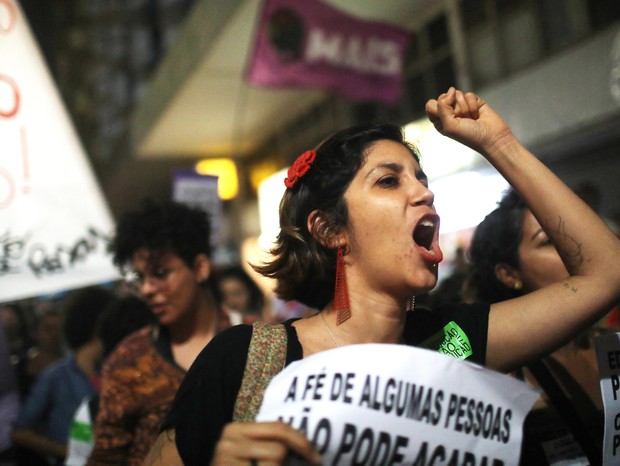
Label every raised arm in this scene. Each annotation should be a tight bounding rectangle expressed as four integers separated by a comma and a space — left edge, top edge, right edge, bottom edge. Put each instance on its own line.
426, 87, 620, 372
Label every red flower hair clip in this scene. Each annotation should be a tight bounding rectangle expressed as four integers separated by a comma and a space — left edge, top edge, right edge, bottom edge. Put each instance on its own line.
284, 150, 316, 189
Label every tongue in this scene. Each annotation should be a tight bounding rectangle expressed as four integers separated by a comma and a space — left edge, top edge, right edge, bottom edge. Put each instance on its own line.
416, 241, 443, 264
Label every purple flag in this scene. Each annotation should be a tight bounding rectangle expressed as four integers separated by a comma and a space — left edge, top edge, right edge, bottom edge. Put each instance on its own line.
246, 0, 411, 105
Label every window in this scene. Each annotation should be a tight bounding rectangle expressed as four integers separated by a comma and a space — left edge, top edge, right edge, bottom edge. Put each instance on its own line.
403, 13, 456, 120
461, 0, 617, 88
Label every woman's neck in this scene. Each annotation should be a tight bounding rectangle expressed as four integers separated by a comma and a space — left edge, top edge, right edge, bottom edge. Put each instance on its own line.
168, 295, 221, 371
295, 305, 406, 359
75, 340, 101, 377
168, 294, 218, 345
321, 300, 406, 346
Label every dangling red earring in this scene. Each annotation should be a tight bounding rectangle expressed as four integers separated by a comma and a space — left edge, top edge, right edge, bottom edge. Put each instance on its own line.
334, 247, 351, 325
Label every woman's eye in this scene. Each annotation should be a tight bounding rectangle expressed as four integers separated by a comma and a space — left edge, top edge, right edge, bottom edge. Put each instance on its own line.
377, 175, 398, 187
539, 239, 552, 247
152, 268, 169, 279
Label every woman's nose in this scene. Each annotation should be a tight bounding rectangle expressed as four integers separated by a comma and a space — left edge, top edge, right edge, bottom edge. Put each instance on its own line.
411, 180, 434, 206
139, 277, 158, 296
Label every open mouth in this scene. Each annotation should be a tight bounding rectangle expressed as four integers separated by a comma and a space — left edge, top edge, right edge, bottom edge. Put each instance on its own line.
414, 217, 437, 250
413, 214, 443, 263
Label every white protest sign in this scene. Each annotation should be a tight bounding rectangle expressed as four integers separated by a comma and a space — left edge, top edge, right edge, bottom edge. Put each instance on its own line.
172, 170, 222, 249
595, 332, 620, 465
257, 344, 539, 466
0, 0, 119, 302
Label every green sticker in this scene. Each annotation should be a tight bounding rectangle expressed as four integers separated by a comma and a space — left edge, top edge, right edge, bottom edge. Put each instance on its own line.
419, 321, 473, 360
69, 420, 93, 442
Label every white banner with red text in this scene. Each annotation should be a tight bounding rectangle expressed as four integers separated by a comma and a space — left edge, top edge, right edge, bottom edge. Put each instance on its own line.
0, 0, 118, 302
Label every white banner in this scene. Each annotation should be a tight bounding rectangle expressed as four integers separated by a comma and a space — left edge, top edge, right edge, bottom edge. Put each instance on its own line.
257, 344, 539, 466
0, 0, 119, 302
595, 332, 620, 465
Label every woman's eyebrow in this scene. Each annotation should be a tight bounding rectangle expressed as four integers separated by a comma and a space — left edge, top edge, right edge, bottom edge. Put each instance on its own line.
364, 162, 404, 180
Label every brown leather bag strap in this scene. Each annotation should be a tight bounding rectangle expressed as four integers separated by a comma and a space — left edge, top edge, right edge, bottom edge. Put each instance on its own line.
233, 321, 288, 422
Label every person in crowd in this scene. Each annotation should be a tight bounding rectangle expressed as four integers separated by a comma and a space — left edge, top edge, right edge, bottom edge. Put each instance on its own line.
86, 200, 231, 466
0, 303, 35, 400
95, 294, 157, 359
572, 182, 620, 329
0, 304, 30, 364
0, 316, 20, 466
268, 297, 317, 323
426, 246, 470, 308
11, 286, 115, 465
143, 87, 620, 465
2, 302, 66, 402
65, 295, 155, 466
467, 188, 611, 465
216, 264, 266, 325
573, 181, 620, 236
22, 309, 65, 394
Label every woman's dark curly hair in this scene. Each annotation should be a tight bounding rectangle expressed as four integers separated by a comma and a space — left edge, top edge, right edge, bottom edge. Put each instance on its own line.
253, 122, 420, 310
467, 189, 527, 304
62, 286, 116, 350
111, 200, 212, 269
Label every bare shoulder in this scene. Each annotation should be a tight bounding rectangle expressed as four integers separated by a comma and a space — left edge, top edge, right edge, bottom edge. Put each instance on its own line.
142, 429, 182, 466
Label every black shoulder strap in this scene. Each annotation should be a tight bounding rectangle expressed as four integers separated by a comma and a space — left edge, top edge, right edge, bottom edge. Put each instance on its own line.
527, 359, 602, 465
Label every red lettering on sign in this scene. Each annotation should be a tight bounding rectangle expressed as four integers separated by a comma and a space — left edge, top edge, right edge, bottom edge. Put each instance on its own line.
0, 0, 16, 34
0, 166, 16, 209
0, 74, 20, 117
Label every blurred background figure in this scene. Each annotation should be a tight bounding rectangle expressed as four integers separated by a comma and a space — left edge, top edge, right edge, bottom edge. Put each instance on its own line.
21, 310, 65, 399
467, 188, 609, 466
95, 295, 156, 359
572, 181, 620, 328
573, 181, 620, 236
11, 286, 115, 466
0, 304, 31, 367
1, 303, 66, 403
87, 200, 230, 466
65, 295, 155, 466
425, 245, 471, 308
266, 297, 316, 324
0, 304, 33, 402
216, 265, 266, 324
0, 315, 20, 466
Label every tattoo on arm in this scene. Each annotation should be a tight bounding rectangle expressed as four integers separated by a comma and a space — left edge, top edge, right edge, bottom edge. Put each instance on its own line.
562, 282, 579, 293
551, 216, 584, 268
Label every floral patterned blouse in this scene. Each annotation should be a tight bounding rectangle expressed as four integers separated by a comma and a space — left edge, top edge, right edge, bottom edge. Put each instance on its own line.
86, 326, 184, 466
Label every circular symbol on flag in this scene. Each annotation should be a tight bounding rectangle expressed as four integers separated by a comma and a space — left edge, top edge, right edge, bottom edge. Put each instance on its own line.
267, 8, 305, 63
